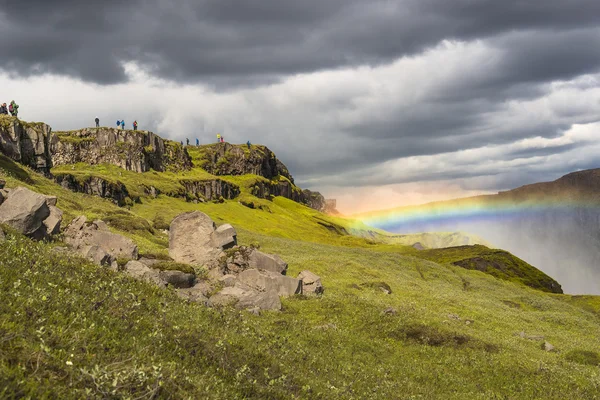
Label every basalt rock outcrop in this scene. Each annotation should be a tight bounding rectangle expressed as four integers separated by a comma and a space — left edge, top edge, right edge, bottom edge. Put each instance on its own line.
54, 173, 136, 206
180, 179, 241, 202
0, 117, 54, 174
200, 143, 294, 182
249, 179, 329, 212
51, 128, 192, 173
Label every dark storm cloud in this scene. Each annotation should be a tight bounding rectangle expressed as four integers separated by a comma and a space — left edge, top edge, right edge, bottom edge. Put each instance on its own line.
2, 0, 600, 85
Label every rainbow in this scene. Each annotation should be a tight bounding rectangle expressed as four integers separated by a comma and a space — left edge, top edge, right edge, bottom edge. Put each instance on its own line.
356, 194, 600, 232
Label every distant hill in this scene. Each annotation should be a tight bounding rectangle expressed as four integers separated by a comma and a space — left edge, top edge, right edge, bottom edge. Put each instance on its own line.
358, 169, 600, 295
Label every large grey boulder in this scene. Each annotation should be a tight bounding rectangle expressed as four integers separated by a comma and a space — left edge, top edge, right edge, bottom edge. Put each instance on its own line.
298, 270, 324, 295
64, 216, 138, 260
169, 211, 218, 265
124, 261, 165, 288
0, 187, 50, 236
248, 250, 288, 275
238, 269, 302, 297
159, 270, 196, 288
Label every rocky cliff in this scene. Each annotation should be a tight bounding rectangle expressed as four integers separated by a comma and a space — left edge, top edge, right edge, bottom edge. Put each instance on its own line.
199, 143, 294, 182
52, 128, 192, 172
0, 116, 53, 174
249, 178, 329, 212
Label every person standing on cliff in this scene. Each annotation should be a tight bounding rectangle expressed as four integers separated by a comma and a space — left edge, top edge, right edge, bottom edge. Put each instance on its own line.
95, 117, 100, 127
133, 120, 138, 130
186, 138, 190, 146
0, 103, 7, 115
196, 138, 199, 146
121, 120, 125, 130
9, 100, 18, 117
216, 133, 221, 143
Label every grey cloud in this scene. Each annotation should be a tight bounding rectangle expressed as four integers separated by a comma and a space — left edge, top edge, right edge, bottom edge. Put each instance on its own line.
2, 0, 600, 85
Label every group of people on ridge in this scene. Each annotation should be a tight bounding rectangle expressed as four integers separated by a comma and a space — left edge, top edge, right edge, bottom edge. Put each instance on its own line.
93, 117, 138, 130
92, 117, 251, 149
0, 100, 19, 117
115, 119, 138, 130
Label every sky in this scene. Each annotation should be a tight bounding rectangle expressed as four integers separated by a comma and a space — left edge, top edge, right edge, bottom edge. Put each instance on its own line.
1, 0, 600, 214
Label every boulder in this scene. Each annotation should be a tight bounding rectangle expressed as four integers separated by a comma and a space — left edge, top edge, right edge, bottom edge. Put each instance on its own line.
412, 242, 425, 251
219, 274, 238, 287
0, 190, 4, 206
0, 187, 50, 236
298, 270, 324, 295
237, 269, 302, 297
211, 223, 237, 249
248, 250, 288, 275
43, 206, 63, 235
0, 179, 5, 189
542, 341, 555, 352
159, 270, 196, 288
64, 216, 138, 260
124, 261, 165, 288
176, 287, 209, 304
169, 211, 219, 265
207, 287, 246, 307
80, 245, 114, 267
208, 286, 282, 311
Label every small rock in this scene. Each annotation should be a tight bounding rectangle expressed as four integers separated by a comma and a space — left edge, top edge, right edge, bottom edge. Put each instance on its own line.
211, 224, 237, 249
80, 245, 114, 267
159, 270, 196, 289
246, 306, 261, 316
412, 242, 425, 251
465, 319, 474, 326
248, 250, 288, 275
43, 206, 63, 235
125, 261, 165, 288
176, 283, 210, 304
542, 341, 555, 352
382, 307, 397, 315
448, 313, 461, 321
298, 270, 324, 295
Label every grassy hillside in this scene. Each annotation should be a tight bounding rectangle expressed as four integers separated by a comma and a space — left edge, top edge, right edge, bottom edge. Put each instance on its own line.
2, 145, 599, 398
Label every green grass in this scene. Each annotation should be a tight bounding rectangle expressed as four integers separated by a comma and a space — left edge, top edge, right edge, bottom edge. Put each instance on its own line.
2, 229, 600, 399
3, 141, 600, 398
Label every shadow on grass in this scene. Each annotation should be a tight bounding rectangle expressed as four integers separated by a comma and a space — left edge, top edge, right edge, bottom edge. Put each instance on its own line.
0, 155, 34, 184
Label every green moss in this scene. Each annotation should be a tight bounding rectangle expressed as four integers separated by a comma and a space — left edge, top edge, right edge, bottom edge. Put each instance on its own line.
151, 261, 195, 275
